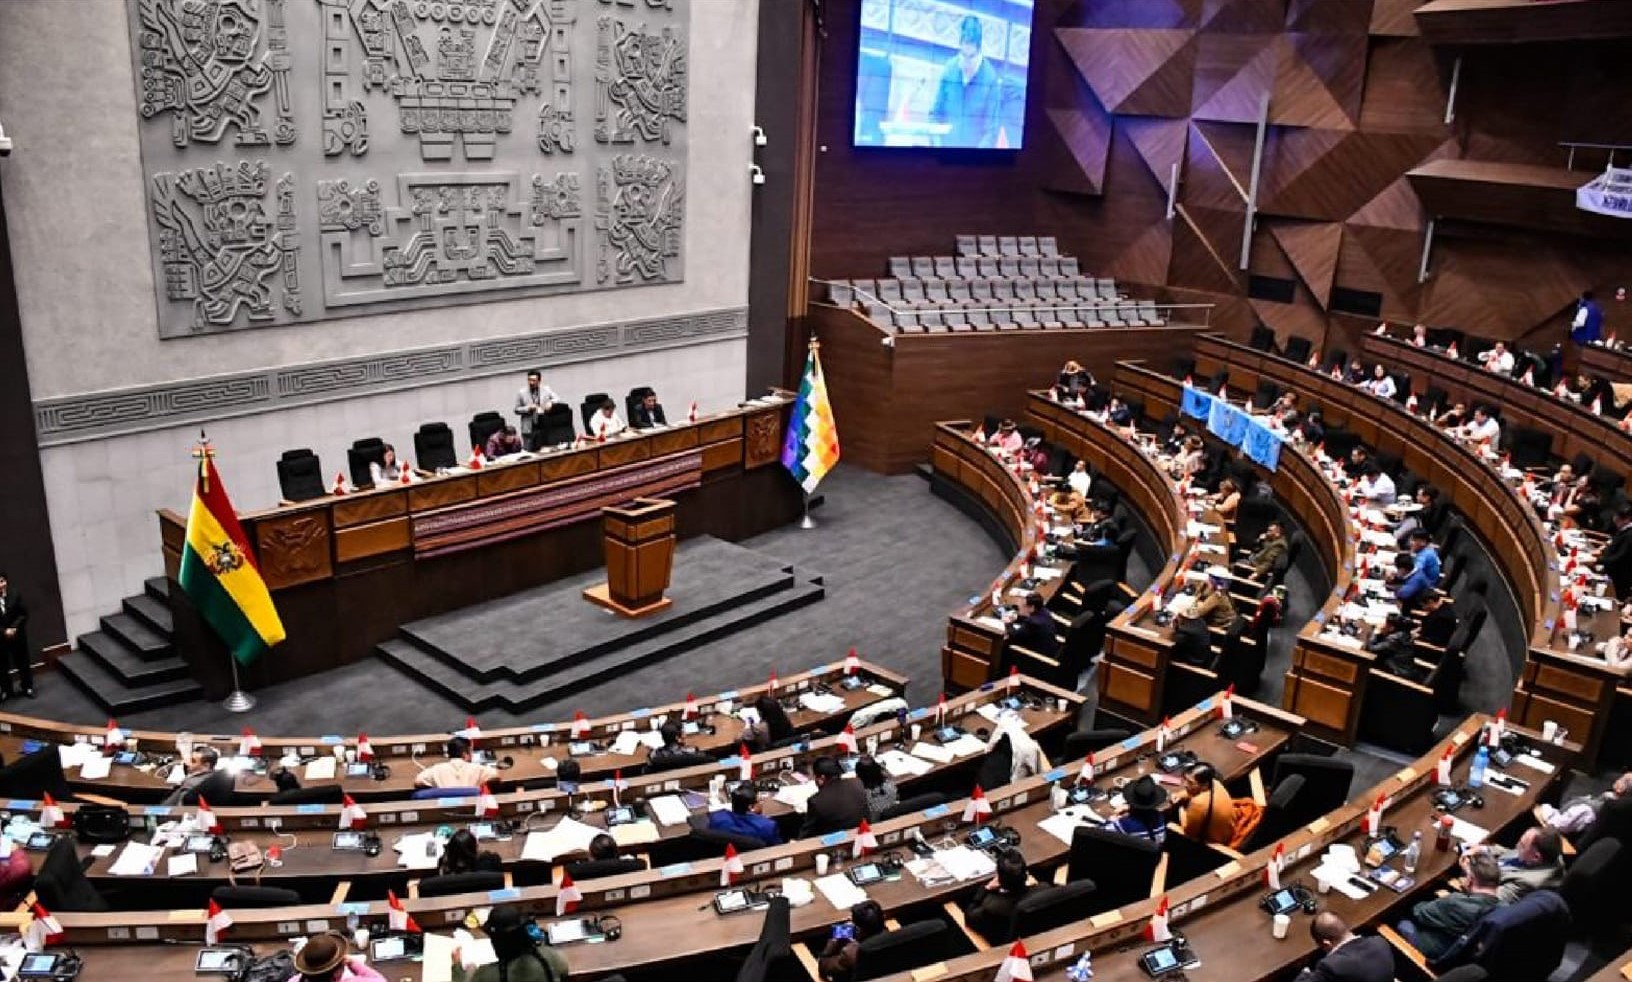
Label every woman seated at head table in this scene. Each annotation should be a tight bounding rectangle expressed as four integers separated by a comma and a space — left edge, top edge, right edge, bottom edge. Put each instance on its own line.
1212, 477, 1241, 522
369, 443, 417, 485
1364, 364, 1397, 400
1599, 625, 1632, 669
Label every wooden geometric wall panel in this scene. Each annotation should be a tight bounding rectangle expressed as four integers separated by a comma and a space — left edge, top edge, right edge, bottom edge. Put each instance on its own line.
1121, 117, 1191, 194
1370, 0, 1426, 36
1057, 29, 1197, 115
1201, 0, 1289, 34
1173, 204, 1246, 294
1286, 0, 1376, 36
1192, 34, 1277, 123
1251, 295, 1330, 347
1279, 33, 1364, 129
1066, 0, 1201, 31
1260, 130, 1445, 221
1041, 105, 1114, 194
1270, 220, 1343, 307
1420, 237, 1584, 340
1185, 121, 1253, 211
1358, 39, 1448, 134
1103, 221, 1176, 287
1340, 223, 1426, 318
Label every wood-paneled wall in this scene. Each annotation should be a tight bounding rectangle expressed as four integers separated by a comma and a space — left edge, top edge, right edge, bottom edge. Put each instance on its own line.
808, 0, 1632, 353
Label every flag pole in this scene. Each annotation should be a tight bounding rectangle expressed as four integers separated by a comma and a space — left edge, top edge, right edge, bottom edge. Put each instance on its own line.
193, 431, 257, 713
799, 489, 816, 530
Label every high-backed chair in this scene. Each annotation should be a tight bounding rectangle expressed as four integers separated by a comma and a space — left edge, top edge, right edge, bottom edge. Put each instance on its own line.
268, 784, 345, 805
880, 792, 947, 821
1248, 324, 1277, 353
1007, 880, 1099, 938
416, 871, 506, 898
1238, 774, 1307, 853
34, 837, 110, 912
1506, 427, 1552, 470
539, 403, 576, 445
1558, 838, 1621, 934
1162, 829, 1231, 886
1065, 826, 1157, 909
276, 448, 326, 502
625, 385, 655, 423
413, 421, 458, 471
734, 897, 793, 982
467, 411, 505, 453
347, 437, 386, 488
1426, 888, 1570, 979
211, 885, 304, 908
853, 921, 951, 980
1061, 728, 1133, 760
1283, 336, 1312, 364
1270, 755, 1353, 823
580, 392, 611, 432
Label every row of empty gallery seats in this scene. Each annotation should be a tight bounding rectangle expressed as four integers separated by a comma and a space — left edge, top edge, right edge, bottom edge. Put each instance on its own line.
820, 234, 1168, 333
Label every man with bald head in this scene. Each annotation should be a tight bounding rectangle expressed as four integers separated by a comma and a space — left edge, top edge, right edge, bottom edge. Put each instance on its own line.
1295, 912, 1393, 981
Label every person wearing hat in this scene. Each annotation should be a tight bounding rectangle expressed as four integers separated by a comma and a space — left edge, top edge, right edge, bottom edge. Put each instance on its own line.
1182, 567, 1238, 630
289, 932, 388, 981
988, 420, 1023, 455
453, 904, 570, 981
1109, 775, 1168, 843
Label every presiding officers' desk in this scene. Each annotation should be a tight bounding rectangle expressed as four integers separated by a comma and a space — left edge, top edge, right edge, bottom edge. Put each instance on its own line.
152, 396, 800, 696
9, 694, 1300, 980
1190, 334, 1632, 769
0, 660, 906, 803
1103, 370, 1359, 741
36, 676, 1082, 909
1361, 331, 1632, 493
883, 713, 1572, 982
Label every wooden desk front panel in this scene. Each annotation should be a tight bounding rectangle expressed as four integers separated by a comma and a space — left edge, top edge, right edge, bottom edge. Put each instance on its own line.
1579, 342, 1632, 384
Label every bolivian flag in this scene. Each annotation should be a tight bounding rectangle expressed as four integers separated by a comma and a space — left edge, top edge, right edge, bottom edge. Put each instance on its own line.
179, 456, 286, 664
781, 339, 841, 493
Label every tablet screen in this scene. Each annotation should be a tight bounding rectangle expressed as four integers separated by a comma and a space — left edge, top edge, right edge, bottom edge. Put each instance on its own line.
1145, 948, 1178, 971
372, 937, 407, 961
333, 831, 365, 850
196, 949, 238, 971
850, 863, 882, 885
548, 920, 588, 944
716, 890, 748, 912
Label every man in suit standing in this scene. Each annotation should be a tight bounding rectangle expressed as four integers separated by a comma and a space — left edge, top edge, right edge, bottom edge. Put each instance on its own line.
0, 573, 33, 700
514, 370, 557, 451
631, 390, 667, 429
1599, 506, 1632, 600
799, 756, 868, 837
1296, 913, 1393, 981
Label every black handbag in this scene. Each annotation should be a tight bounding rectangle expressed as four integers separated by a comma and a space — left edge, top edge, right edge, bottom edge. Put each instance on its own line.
241, 951, 295, 982
72, 804, 131, 844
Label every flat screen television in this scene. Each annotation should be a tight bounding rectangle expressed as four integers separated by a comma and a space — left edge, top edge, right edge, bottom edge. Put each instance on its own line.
853, 0, 1034, 150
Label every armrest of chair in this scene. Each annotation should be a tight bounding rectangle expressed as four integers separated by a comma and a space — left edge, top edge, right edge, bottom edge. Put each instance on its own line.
1116, 582, 1139, 602
329, 881, 351, 904
1009, 644, 1060, 669
1150, 852, 1169, 898
406, 879, 420, 900
75, 792, 129, 808
504, 871, 514, 889
942, 900, 991, 952
1378, 924, 1437, 980
1413, 639, 1446, 656
1212, 844, 1244, 860
1249, 769, 1267, 808
792, 944, 822, 981
884, 917, 903, 931
1050, 611, 1073, 627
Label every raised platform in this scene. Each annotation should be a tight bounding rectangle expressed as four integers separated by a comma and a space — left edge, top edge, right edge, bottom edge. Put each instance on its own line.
377, 536, 826, 712
57, 577, 205, 714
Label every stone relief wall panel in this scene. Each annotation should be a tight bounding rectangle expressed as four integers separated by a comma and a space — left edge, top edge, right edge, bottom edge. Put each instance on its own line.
128, 0, 688, 339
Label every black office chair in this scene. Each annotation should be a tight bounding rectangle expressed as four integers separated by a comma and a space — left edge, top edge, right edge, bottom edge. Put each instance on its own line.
0, 747, 73, 800
1558, 838, 1621, 934
1006, 879, 1098, 938
276, 448, 326, 502
1248, 324, 1277, 353
416, 871, 506, 898
645, 749, 713, 774
211, 885, 303, 908
413, 421, 458, 471
536, 403, 576, 446
1162, 830, 1231, 886
267, 784, 345, 805
1506, 427, 1551, 470
1431, 888, 1569, 979
880, 792, 947, 821
1251, 379, 1279, 411
1061, 728, 1133, 759
1283, 336, 1312, 365
563, 857, 646, 881
1578, 798, 1632, 854
467, 411, 505, 454
34, 837, 110, 911
347, 437, 386, 488
734, 896, 793, 982
654, 827, 768, 866
853, 921, 951, 980
1065, 826, 1157, 908
580, 391, 611, 432
1270, 755, 1353, 824
975, 734, 1015, 792
1238, 774, 1306, 853
625, 385, 655, 424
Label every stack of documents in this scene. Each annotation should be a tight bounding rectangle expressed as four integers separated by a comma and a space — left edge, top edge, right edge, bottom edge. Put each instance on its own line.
815, 873, 870, 911
876, 750, 933, 779
934, 845, 996, 882
518, 817, 601, 862
647, 795, 693, 827
109, 842, 165, 876
799, 691, 847, 714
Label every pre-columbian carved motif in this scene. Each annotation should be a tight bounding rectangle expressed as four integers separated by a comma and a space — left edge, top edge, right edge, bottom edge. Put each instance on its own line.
595, 154, 682, 285
594, 13, 686, 145
136, 0, 297, 147
150, 160, 303, 330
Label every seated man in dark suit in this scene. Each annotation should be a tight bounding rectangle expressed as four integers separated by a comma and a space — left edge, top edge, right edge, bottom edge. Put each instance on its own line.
707, 783, 782, 845
163, 745, 236, 806
631, 390, 667, 429
1598, 506, 1632, 600
1416, 590, 1456, 649
799, 755, 868, 838
960, 849, 1031, 944
1296, 912, 1393, 981
563, 833, 646, 881
1004, 592, 1058, 658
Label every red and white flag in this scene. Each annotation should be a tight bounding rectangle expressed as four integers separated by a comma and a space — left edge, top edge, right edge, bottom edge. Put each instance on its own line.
1374, 322, 1387, 335
1307, 351, 1320, 369
721, 842, 745, 886
684, 692, 699, 720
461, 717, 482, 744
195, 797, 222, 835
1079, 752, 1096, 785
852, 820, 879, 858
238, 728, 261, 758
611, 770, 628, 806
356, 732, 374, 762
571, 712, 591, 740
387, 890, 421, 934
1219, 685, 1235, 720
1406, 392, 1418, 413
205, 899, 233, 945
963, 785, 993, 824
1265, 843, 1285, 891
401, 464, 413, 486
1217, 382, 1229, 403
1447, 342, 1459, 359
38, 793, 67, 829
1363, 795, 1385, 836
474, 784, 499, 818
994, 941, 1034, 982
332, 471, 349, 495
468, 446, 484, 468
1008, 665, 1021, 691
24, 903, 63, 952
837, 725, 858, 755
1591, 396, 1604, 415
1144, 895, 1172, 943
105, 719, 125, 749
556, 873, 582, 917
688, 401, 699, 424
1488, 709, 1506, 747
339, 794, 368, 830
935, 693, 948, 725
767, 670, 779, 695
1157, 717, 1171, 753
1436, 747, 1455, 786
844, 647, 861, 675
738, 744, 753, 783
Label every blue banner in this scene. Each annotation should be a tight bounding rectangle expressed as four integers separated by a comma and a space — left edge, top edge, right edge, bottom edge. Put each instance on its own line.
1181, 386, 1212, 421
1182, 385, 1282, 473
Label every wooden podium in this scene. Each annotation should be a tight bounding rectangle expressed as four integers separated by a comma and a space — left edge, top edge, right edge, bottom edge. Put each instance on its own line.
582, 497, 676, 617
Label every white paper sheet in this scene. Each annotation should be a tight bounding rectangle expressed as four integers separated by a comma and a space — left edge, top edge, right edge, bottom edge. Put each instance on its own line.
814, 873, 870, 911
167, 853, 199, 877
647, 795, 693, 827
77, 756, 112, 780
304, 758, 337, 781
944, 734, 988, 759
876, 750, 933, 779
394, 832, 444, 870
518, 817, 602, 862
108, 842, 164, 876
934, 845, 996, 882
799, 692, 847, 714
908, 742, 954, 765
773, 782, 821, 813
608, 819, 659, 848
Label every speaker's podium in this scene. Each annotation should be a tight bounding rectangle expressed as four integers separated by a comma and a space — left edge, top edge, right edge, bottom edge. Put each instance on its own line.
582, 497, 676, 617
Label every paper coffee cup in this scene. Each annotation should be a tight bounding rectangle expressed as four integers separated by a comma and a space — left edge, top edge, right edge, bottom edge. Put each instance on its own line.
815, 854, 830, 876
1272, 913, 1291, 939
1315, 875, 1332, 894
1057, 698, 1068, 713
910, 724, 922, 742
1542, 720, 1558, 741
1051, 786, 1068, 811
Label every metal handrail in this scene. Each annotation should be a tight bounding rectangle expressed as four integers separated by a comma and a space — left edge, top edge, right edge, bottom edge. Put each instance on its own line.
1560, 140, 1632, 170
808, 277, 1216, 329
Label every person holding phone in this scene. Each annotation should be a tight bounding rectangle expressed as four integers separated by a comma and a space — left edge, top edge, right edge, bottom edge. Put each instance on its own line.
817, 900, 886, 981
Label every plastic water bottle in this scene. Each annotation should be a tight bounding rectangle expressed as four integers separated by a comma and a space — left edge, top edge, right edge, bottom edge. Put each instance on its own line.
1402, 831, 1422, 874
1468, 746, 1489, 789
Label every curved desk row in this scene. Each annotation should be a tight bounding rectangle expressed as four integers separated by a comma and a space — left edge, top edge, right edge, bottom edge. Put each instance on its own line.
1360, 332, 1632, 491
0, 660, 907, 803
1579, 340, 1632, 386
1192, 334, 1630, 767
151, 397, 801, 693
1028, 383, 1358, 742
904, 714, 1570, 982
3, 693, 1300, 981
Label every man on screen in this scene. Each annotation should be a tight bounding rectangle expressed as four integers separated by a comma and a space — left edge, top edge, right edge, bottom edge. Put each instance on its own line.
931, 15, 1002, 148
